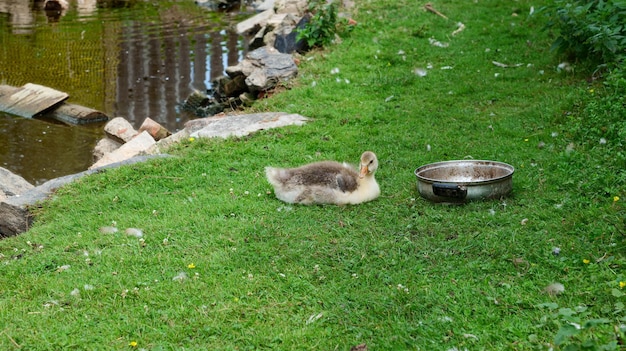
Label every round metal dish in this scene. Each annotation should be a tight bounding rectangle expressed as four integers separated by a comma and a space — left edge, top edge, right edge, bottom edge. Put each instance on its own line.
414, 160, 514, 203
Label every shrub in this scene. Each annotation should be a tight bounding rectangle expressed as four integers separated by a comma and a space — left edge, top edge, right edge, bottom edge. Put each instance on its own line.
540, 0, 626, 70
296, 0, 353, 49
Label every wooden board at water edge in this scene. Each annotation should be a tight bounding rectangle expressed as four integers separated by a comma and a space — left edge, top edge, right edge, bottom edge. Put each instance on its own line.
0, 83, 69, 118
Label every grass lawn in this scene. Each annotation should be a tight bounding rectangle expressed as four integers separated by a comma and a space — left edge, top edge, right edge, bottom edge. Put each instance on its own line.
1, 0, 624, 350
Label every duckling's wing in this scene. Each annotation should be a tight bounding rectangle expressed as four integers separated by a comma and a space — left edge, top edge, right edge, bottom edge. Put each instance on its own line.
336, 168, 359, 192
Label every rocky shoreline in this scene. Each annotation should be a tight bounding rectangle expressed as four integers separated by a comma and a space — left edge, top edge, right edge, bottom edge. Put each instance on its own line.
0, 111, 309, 238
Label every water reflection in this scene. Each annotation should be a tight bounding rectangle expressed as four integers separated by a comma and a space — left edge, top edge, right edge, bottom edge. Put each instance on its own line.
0, 0, 249, 184
0, 113, 102, 185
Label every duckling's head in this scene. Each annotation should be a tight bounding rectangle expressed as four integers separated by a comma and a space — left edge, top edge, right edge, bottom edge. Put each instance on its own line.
359, 151, 378, 178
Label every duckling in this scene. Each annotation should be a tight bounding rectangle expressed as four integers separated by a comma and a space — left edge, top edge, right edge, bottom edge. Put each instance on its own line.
265, 151, 380, 205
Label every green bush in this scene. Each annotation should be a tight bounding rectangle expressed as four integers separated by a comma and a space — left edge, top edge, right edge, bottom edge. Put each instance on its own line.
296, 0, 353, 49
540, 0, 626, 70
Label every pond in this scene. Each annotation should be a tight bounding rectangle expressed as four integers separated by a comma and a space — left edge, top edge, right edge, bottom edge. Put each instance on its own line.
0, 0, 251, 185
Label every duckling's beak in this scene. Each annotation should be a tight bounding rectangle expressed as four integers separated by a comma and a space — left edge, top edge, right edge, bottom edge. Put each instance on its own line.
359, 164, 369, 178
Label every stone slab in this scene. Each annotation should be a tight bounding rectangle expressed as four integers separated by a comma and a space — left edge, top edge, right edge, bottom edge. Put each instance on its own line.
89, 131, 156, 169
189, 112, 308, 139
0, 167, 34, 202
236, 8, 274, 35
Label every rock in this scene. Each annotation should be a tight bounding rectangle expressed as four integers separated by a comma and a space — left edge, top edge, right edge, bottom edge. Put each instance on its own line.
139, 117, 172, 141
248, 26, 270, 51
267, 13, 297, 28
182, 90, 211, 111
104, 117, 138, 144
275, 0, 307, 16
213, 75, 249, 99
273, 13, 311, 54
263, 13, 298, 49
0, 167, 34, 202
184, 114, 226, 134
195, 0, 241, 11
254, 0, 275, 11
89, 131, 156, 169
189, 112, 308, 139
236, 8, 275, 36
144, 129, 191, 155
93, 137, 123, 162
0, 201, 31, 238
226, 46, 298, 93
181, 90, 228, 117
239, 92, 257, 107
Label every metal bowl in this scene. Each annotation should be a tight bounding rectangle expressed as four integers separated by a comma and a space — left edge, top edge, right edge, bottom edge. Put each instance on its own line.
414, 160, 514, 203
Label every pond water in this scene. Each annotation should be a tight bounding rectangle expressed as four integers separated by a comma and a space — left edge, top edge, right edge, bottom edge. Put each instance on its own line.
0, 0, 251, 185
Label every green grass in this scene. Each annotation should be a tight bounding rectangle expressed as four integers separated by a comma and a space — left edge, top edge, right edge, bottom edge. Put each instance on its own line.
1, 0, 625, 350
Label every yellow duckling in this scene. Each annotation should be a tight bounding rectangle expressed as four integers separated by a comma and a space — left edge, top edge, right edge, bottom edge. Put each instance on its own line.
265, 151, 380, 205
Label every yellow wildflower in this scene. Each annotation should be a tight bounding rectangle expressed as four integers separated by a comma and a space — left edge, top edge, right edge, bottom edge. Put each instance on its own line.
188, 137, 196, 142
583, 259, 591, 264
187, 263, 196, 269
589, 89, 594, 94
129, 341, 138, 347
620, 281, 626, 289
614, 196, 620, 202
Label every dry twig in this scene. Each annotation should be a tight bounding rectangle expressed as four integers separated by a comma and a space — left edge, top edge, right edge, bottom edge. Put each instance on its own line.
424, 3, 448, 20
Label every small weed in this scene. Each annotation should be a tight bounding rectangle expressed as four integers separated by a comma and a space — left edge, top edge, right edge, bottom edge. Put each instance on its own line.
296, 0, 353, 49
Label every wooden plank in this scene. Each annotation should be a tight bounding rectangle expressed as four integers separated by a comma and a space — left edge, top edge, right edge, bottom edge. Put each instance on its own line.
0, 83, 69, 118
46, 103, 109, 125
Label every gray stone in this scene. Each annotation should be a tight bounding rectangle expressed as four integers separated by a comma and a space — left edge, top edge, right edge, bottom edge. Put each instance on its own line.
226, 46, 298, 92
254, 0, 275, 11
104, 117, 138, 144
93, 137, 122, 162
273, 13, 311, 54
189, 112, 308, 139
275, 0, 307, 16
213, 75, 249, 99
144, 129, 191, 155
0, 167, 34, 202
89, 131, 156, 169
236, 9, 274, 36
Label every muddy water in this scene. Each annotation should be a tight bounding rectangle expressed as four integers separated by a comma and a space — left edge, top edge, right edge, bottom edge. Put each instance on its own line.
0, 0, 249, 184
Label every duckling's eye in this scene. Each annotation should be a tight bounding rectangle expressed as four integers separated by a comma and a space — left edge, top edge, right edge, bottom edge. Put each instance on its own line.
369, 160, 373, 164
